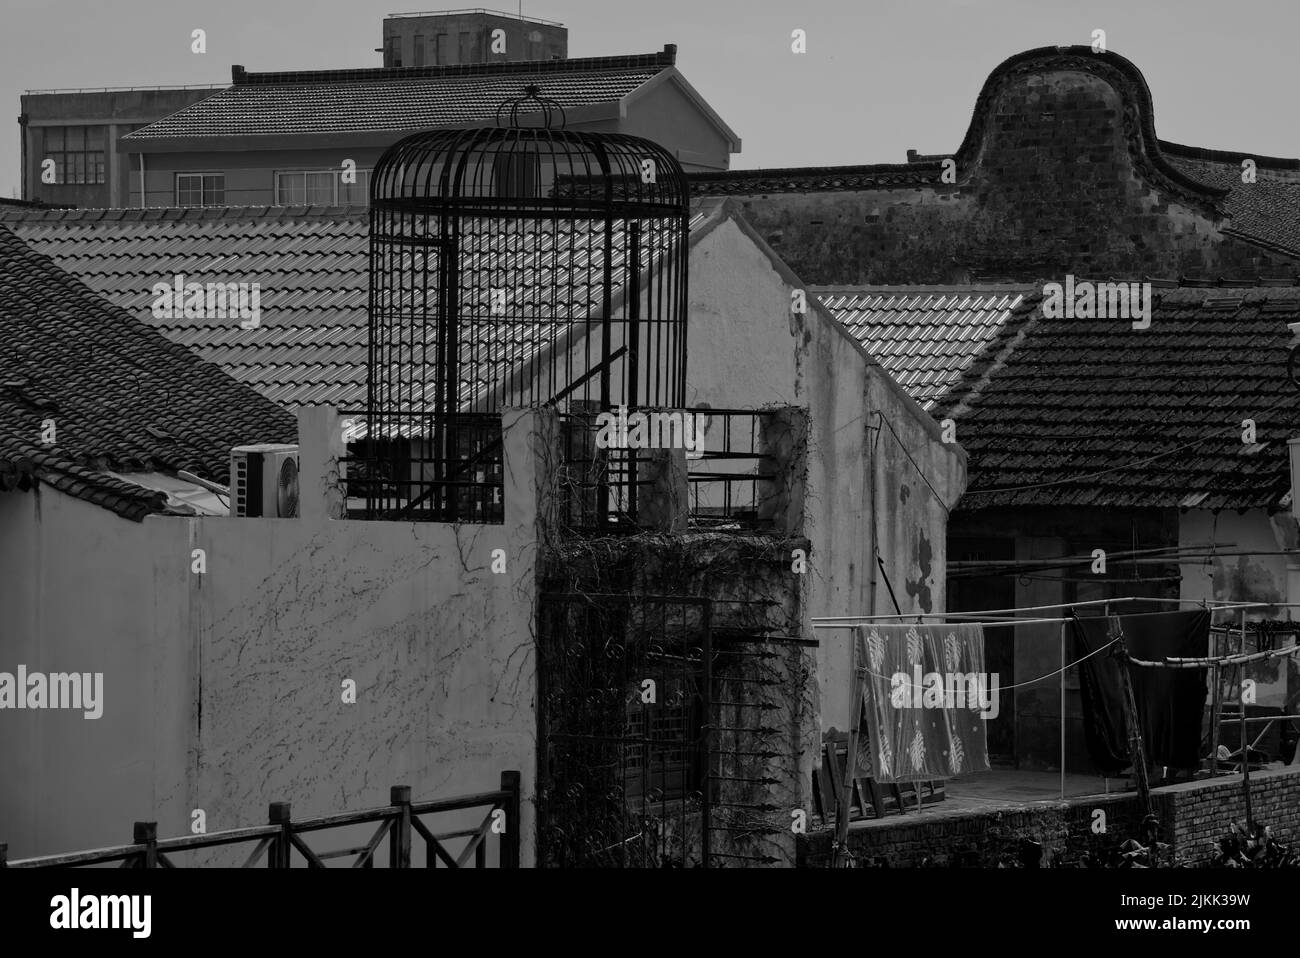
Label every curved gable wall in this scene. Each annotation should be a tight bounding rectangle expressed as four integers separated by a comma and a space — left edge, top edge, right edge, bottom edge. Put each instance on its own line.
700, 48, 1300, 284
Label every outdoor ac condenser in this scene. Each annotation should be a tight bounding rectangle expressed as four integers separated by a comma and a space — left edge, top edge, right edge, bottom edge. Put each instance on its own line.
230, 444, 300, 517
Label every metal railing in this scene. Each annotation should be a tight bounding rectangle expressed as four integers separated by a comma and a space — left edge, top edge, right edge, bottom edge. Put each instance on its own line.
3, 774, 521, 869
687, 409, 772, 531
23, 83, 227, 95
386, 8, 565, 25
558, 408, 775, 533
340, 410, 504, 523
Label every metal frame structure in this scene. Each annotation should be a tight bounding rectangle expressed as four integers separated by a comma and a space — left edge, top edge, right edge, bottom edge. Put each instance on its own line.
361, 86, 690, 523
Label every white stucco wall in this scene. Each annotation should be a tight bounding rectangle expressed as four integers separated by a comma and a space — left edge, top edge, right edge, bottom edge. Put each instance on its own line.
685, 214, 966, 733
0, 425, 542, 862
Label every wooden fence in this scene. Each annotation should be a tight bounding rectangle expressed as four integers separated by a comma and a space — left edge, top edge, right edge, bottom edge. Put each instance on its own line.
2, 772, 521, 868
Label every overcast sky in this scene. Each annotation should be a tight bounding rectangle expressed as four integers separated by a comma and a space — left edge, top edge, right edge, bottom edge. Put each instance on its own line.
1, 0, 1297, 199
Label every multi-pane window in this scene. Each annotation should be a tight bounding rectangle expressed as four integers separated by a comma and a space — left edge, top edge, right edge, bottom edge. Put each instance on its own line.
275, 169, 371, 206
43, 126, 106, 184
176, 173, 225, 207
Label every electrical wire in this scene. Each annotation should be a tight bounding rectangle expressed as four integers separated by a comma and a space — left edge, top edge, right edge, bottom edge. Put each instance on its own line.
856, 637, 1120, 691
873, 410, 950, 516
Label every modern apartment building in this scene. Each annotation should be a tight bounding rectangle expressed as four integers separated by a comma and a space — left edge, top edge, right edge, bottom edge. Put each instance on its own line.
118, 46, 739, 208
19, 86, 224, 208
380, 8, 568, 67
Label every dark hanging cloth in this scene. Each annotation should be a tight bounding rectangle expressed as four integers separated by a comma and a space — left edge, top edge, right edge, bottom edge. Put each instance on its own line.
1070, 609, 1211, 775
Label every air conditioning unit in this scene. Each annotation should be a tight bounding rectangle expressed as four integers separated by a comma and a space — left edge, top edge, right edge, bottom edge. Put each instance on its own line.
230, 444, 299, 517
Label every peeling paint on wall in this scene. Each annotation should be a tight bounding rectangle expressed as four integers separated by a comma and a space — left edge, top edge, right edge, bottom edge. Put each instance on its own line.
905, 530, 934, 614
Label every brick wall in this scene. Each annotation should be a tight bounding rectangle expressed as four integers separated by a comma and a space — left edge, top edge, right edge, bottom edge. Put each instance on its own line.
1160, 766, 1300, 864
700, 53, 1300, 285
799, 766, 1300, 867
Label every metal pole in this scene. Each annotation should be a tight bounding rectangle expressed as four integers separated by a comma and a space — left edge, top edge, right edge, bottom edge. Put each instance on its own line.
1239, 609, 1253, 829
1060, 622, 1066, 801
834, 657, 867, 868
1209, 661, 1221, 777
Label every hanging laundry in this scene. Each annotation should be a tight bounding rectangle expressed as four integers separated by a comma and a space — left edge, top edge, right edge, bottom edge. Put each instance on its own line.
1070, 608, 1211, 775
854, 624, 992, 782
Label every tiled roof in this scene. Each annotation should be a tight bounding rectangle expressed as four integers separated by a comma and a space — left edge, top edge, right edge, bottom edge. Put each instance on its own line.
0, 224, 297, 520
3, 207, 370, 408
933, 286, 1300, 511
813, 286, 1028, 409
2, 204, 713, 416
123, 52, 673, 141
1164, 152, 1300, 258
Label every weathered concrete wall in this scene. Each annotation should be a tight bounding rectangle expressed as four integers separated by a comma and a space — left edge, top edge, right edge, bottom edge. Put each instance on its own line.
1179, 508, 1299, 712
0, 411, 547, 863
1180, 509, 1289, 609
685, 214, 966, 734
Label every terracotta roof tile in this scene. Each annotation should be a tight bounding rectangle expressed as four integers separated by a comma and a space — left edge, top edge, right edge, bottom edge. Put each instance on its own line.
123, 54, 670, 141
0, 224, 296, 519
934, 286, 1300, 511
814, 285, 1029, 409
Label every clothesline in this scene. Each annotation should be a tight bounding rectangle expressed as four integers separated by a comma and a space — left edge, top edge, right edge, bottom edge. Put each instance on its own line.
812, 596, 1293, 629
860, 637, 1122, 691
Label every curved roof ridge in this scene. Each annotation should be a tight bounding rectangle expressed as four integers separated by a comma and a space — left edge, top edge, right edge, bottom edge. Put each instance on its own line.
695, 45, 1232, 212
948, 45, 1227, 208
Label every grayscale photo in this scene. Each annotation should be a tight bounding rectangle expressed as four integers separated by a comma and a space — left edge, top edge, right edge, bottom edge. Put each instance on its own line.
0, 0, 1296, 941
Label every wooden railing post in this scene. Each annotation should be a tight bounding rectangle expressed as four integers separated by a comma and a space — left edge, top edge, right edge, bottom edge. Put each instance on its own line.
500, 770, 521, 868
268, 802, 292, 868
133, 822, 158, 869
390, 785, 412, 868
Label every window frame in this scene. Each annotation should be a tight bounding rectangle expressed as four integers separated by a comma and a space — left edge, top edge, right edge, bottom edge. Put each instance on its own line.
175, 172, 225, 208
274, 168, 372, 206
42, 125, 107, 185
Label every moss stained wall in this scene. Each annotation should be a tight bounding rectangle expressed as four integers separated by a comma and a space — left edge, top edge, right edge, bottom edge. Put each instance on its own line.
702, 55, 1300, 285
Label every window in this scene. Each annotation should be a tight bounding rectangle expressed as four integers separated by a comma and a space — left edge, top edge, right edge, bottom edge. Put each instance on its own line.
413, 34, 425, 67
435, 33, 449, 64
459, 31, 474, 62
386, 35, 402, 67
275, 169, 371, 206
176, 173, 225, 207
43, 126, 106, 185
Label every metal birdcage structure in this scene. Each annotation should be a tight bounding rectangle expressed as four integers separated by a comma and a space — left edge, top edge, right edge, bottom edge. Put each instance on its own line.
360, 86, 691, 523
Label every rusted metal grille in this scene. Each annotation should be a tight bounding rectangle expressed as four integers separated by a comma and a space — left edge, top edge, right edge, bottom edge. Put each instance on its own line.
557, 408, 777, 533
537, 593, 712, 867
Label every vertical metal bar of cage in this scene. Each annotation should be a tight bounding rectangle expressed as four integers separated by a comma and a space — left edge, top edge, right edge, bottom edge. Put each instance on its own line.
596, 147, 615, 527
626, 221, 642, 521
366, 205, 379, 519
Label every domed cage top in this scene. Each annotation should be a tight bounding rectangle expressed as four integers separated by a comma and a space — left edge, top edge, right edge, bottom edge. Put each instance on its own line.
360, 89, 691, 523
